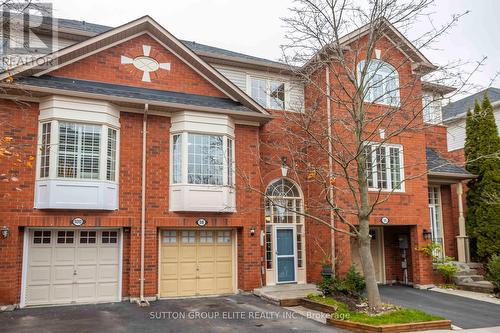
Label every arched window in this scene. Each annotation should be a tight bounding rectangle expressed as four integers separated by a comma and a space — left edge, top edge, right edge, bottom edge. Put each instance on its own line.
357, 60, 400, 106
264, 178, 305, 270
265, 178, 303, 224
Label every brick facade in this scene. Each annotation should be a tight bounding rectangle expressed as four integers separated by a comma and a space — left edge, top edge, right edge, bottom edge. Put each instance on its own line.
0, 26, 463, 305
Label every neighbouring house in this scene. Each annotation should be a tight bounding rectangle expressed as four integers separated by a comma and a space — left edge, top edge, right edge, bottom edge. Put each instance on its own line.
443, 87, 500, 163
0, 15, 472, 308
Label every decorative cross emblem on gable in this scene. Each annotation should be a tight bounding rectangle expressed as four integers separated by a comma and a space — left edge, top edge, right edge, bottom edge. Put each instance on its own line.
121, 45, 171, 82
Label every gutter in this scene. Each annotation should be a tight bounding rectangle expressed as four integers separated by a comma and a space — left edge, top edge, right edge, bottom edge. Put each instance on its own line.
325, 65, 336, 275
137, 103, 150, 307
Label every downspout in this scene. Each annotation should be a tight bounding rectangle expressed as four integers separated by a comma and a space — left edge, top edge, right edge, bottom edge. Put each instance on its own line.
137, 103, 150, 307
325, 65, 336, 275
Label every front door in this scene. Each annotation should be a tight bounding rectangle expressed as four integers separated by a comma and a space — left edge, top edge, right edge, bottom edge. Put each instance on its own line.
275, 227, 296, 283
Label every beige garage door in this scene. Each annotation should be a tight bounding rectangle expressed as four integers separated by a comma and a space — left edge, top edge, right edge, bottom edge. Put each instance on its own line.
160, 229, 234, 297
25, 229, 120, 306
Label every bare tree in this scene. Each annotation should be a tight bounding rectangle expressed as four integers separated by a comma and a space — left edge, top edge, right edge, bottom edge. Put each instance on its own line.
241, 0, 481, 309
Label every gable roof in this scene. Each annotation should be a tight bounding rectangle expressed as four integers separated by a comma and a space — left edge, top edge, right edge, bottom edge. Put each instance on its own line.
1, 15, 269, 115
54, 17, 287, 70
426, 148, 472, 179
442, 87, 500, 122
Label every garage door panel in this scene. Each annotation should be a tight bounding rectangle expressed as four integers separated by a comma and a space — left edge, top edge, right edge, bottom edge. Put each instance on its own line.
25, 229, 120, 307
98, 264, 118, 281
161, 263, 178, 279
198, 278, 216, 294
99, 247, 118, 263
77, 247, 98, 264
26, 285, 50, 304
54, 247, 75, 264
75, 265, 97, 283
52, 284, 74, 303
53, 265, 75, 284
29, 248, 52, 265
179, 279, 197, 296
28, 266, 51, 285
160, 229, 234, 298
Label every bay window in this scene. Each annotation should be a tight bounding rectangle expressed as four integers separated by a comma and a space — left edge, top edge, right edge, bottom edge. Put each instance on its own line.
364, 143, 404, 191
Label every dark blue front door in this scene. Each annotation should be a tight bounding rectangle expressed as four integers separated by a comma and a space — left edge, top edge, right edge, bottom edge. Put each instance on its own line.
276, 228, 295, 283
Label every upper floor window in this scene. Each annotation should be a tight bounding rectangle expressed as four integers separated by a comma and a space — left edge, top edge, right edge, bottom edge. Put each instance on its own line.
422, 93, 442, 124
38, 120, 119, 182
358, 60, 400, 107
171, 132, 234, 186
363, 143, 404, 191
250, 77, 285, 109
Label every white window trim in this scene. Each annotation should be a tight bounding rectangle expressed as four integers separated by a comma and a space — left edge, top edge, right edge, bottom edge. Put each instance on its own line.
248, 75, 287, 110
358, 59, 401, 107
36, 120, 120, 183
169, 131, 235, 187
365, 142, 405, 192
428, 185, 446, 257
422, 93, 443, 124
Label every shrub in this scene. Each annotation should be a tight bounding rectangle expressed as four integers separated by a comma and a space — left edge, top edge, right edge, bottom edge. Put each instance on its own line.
435, 263, 458, 284
344, 265, 366, 295
486, 254, 500, 293
317, 265, 366, 297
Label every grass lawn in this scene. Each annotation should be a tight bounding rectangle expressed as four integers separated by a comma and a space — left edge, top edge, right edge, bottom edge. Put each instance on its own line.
307, 295, 444, 325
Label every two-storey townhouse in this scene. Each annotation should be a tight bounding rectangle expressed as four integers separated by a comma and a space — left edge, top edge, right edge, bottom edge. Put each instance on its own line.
0, 15, 472, 308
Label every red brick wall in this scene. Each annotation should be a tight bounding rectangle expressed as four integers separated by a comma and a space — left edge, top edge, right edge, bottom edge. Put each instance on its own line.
50, 34, 226, 98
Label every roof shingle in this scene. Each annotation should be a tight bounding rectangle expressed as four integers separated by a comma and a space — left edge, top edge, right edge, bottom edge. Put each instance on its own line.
442, 87, 500, 121
426, 148, 472, 177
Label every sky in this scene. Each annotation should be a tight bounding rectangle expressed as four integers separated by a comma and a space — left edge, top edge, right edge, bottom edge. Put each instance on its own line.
48, 0, 499, 95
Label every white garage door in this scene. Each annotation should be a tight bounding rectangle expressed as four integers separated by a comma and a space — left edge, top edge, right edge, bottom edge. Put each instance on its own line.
24, 229, 120, 306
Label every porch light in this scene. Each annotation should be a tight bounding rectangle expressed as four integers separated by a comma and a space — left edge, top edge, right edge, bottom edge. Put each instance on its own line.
423, 229, 432, 240
1, 226, 9, 239
280, 157, 289, 177
250, 226, 256, 236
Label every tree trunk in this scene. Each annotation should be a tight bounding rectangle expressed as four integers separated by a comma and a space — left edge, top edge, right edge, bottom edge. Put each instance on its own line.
357, 218, 382, 308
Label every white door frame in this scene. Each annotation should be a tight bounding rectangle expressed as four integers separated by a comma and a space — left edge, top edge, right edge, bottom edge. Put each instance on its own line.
20, 227, 123, 308
274, 224, 298, 284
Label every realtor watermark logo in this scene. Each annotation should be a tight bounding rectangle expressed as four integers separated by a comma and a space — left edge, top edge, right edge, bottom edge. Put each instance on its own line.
1, 1, 57, 71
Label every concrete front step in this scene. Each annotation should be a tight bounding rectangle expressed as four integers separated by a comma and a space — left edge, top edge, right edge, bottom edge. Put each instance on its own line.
456, 281, 494, 293
455, 274, 486, 283
456, 269, 478, 276
253, 283, 318, 306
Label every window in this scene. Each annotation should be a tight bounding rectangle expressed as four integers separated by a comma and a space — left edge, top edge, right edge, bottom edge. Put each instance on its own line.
422, 93, 442, 124
58, 122, 101, 179
358, 60, 400, 106
250, 77, 286, 109
102, 231, 118, 244
39, 123, 51, 178
200, 231, 213, 243
364, 143, 404, 191
57, 231, 74, 244
80, 231, 96, 244
181, 231, 196, 243
33, 230, 51, 244
106, 128, 117, 181
217, 231, 231, 243
265, 178, 305, 270
162, 230, 177, 244
428, 186, 445, 258
171, 133, 233, 186
172, 134, 182, 184
188, 134, 223, 185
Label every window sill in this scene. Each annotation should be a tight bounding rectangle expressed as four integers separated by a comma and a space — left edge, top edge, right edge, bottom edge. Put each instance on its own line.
34, 178, 118, 210
368, 188, 405, 194
169, 184, 236, 212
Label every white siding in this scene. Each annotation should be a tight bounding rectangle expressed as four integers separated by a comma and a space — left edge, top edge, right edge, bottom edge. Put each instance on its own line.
447, 120, 466, 151
214, 66, 247, 92
287, 80, 305, 112
446, 108, 500, 152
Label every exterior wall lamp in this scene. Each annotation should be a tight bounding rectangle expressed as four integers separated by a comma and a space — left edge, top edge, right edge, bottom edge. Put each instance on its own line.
1, 226, 9, 239
280, 157, 288, 177
250, 226, 256, 236
422, 229, 432, 240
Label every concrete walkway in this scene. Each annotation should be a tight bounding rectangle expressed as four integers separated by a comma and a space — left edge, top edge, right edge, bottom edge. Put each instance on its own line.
429, 286, 500, 305
253, 284, 318, 305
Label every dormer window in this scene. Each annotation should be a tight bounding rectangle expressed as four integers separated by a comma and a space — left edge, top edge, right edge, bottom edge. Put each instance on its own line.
358, 60, 400, 107
250, 77, 285, 109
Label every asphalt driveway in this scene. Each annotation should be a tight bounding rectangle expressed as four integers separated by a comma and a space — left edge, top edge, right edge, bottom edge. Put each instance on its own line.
379, 285, 500, 329
0, 294, 345, 333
